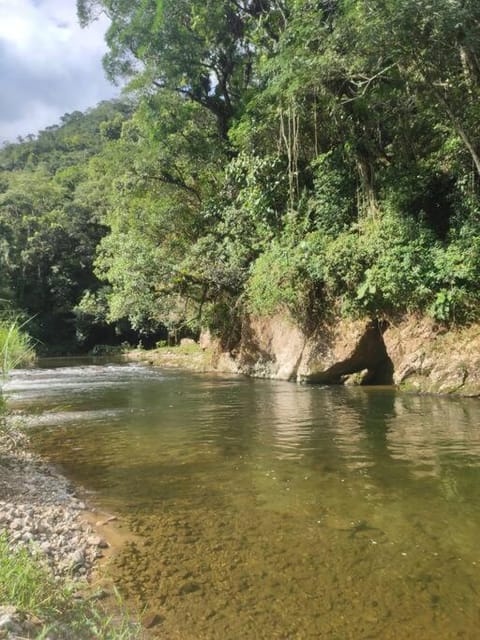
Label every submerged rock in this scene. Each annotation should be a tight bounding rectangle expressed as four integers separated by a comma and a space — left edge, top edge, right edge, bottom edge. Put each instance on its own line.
141, 611, 163, 628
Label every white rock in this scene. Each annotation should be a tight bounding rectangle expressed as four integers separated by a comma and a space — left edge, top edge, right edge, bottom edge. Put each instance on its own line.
71, 549, 85, 566
10, 518, 23, 530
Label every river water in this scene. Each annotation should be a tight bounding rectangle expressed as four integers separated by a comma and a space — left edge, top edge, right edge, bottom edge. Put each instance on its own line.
5, 360, 480, 639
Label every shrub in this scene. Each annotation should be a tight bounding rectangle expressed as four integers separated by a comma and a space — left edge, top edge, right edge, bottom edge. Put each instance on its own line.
308, 150, 357, 236
322, 210, 438, 316
427, 222, 480, 322
246, 239, 313, 319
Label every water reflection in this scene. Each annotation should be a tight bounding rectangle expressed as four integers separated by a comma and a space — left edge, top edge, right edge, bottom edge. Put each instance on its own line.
6, 363, 480, 639
7, 365, 480, 497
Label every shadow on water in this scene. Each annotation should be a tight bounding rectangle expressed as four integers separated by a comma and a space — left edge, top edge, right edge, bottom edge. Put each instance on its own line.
7, 363, 480, 639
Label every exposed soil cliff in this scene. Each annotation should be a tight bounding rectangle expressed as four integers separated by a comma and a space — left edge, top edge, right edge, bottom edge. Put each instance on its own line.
383, 317, 480, 396
126, 314, 480, 397
208, 314, 480, 397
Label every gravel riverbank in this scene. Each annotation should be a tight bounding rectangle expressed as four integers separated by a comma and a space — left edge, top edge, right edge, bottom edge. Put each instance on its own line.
0, 423, 108, 579
0, 419, 116, 638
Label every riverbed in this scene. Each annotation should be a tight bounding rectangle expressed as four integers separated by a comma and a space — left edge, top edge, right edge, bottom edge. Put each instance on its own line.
5, 360, 480, 639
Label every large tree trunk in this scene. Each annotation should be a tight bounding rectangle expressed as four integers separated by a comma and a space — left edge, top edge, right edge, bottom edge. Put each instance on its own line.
356, 155, 378, 215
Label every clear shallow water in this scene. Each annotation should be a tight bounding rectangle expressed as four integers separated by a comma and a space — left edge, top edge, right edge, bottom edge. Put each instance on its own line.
5, 361, 480, 639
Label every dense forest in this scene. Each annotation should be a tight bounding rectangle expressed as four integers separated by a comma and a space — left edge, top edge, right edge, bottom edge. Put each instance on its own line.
1, 0, 480, 353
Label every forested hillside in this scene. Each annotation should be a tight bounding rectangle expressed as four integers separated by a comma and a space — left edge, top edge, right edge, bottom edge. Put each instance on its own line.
2, 0, 480, 352
0, 101, 134, 349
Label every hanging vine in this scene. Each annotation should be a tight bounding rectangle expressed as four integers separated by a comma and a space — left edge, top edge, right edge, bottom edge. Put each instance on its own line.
279, 100, 300, 210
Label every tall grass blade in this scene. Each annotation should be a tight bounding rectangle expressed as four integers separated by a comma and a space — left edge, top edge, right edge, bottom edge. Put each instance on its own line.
0, 318, 35, 378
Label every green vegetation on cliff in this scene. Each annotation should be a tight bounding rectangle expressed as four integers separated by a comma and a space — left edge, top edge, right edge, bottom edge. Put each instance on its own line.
2, 0, 480, 350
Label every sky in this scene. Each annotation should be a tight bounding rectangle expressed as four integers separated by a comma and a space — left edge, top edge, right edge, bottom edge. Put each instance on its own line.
0, 0, 118, 143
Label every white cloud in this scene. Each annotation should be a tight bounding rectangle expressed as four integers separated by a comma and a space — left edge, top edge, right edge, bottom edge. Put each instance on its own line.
0, 0, 118, 142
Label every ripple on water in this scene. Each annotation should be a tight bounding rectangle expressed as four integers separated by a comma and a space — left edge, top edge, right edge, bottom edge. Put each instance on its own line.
8, 362, 480, 639
20, 408, 128, 429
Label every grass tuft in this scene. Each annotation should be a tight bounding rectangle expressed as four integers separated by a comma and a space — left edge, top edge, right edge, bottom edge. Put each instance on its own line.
0, 534, 142, 639
0, 318, 35, 377
0, 534, 62, 615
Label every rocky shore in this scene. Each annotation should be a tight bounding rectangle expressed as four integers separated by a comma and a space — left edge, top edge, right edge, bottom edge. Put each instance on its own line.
0, 420, 111, 638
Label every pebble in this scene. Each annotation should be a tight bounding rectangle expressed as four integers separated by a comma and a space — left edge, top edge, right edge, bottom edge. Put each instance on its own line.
142, 612, 163, 629
95, 515, 118, 527
0, 609, 23, 636
0, 605, 46, 639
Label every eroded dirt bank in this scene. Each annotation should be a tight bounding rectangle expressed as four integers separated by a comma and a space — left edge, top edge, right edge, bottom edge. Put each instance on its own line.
223, 314, 480, 396
127, 315, 480, 397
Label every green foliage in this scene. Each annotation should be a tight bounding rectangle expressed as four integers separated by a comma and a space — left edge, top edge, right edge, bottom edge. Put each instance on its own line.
244, 200, 480, 324
247, 247, 290, 316
0, 533, 60, 615
0, 319, 35, 376
351, 216, 436, 314
0, 101, 132, 349
245, 202, 329, 321
154, 342, 202, 356
428, 219, 480, 322
178, 152, 289, 303
4, 0, 480, 350
78, 0, 267, 138
0, 534, 140, 638
429, 289, 458, 323
76, 92, 226, 336
309, 151, 358, 235
319, 212, 436, 315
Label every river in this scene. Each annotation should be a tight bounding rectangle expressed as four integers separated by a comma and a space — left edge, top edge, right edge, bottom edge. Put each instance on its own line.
5, 360, 480, 639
